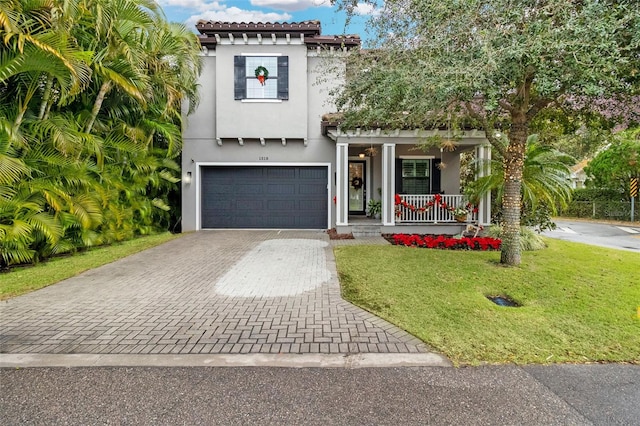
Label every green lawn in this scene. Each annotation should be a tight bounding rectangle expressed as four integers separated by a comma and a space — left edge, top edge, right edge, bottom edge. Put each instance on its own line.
0, 232, 181, 300
335, 239, 640, 365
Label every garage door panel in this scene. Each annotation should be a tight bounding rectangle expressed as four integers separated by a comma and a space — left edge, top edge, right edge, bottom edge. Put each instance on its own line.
210, 186, 235, 194
298, 168, 327, 179
299, 183, 326, 194
297, 216, 324, 227
238, 168, 266, 178
267, 183, 296, 195
267, 167, 296, 179
235, 184, 264, 195
263, 216, 295, 228
201, 166, 327, 229
236, 199, 264, 210
302, 199, 327, 211
205, 214, 233, 227
205, 199, 231, 209
268, 199, 296, 210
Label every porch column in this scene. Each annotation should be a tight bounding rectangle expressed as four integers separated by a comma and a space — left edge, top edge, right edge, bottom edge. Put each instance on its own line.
382, 143, 396, 226
336, 142, 349, 226
476, 144, 492, 225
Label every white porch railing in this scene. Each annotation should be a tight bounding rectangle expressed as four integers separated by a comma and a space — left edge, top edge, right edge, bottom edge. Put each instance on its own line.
395, 194, 478, 223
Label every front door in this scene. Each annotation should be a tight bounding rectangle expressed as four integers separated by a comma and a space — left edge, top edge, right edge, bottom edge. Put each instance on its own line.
348, 161, 366, 215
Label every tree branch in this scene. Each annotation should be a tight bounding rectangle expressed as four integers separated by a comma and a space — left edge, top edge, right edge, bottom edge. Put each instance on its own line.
498, 99, 515, 114
526, 97, 554, 121
464, 101, 507, 157
484, 121, 507, 158
522, 72, 534, 109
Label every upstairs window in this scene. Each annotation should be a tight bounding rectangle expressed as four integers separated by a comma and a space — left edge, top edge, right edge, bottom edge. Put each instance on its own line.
234, 55, 289, 100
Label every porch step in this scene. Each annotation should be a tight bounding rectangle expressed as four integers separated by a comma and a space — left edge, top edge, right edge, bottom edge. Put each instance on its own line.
351, 225, 382, 238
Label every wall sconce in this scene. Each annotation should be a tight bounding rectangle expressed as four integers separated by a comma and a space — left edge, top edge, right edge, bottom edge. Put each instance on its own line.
358, 152, 365, 158
184, 171, 192, 184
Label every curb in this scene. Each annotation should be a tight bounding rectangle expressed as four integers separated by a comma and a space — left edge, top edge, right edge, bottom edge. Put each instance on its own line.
0, 353, 452, 369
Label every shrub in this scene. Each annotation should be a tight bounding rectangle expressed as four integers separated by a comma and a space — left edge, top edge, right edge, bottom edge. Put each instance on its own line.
570, 188, 625, 202
486, 225, 546, 251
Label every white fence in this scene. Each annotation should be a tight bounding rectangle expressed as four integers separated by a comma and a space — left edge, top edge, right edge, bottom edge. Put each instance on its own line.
395, 194, 478, 223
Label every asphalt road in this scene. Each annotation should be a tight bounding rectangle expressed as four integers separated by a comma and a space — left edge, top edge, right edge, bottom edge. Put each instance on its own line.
2, 364, 639, 425
543, 219, 640, 252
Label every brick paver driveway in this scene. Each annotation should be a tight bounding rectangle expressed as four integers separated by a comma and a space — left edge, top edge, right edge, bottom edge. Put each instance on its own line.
1, 231, 428, 355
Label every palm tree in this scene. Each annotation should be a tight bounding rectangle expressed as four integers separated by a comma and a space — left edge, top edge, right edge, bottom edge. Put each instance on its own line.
467, 134, 574, 222
139, 19, 203, 156
1, 0, 202, 268
77, 0, 160, 133
1, 0, 89, 266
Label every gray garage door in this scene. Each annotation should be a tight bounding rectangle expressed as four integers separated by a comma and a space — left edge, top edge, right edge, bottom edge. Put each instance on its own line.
201, 166, 328, 229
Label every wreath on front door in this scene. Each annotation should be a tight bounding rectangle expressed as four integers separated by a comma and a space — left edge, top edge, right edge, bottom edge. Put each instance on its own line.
255, 66, 269, 86
351, 176, 363, 189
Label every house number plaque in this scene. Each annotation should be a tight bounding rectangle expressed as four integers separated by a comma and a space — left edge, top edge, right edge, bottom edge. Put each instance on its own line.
259, 157, 269, 161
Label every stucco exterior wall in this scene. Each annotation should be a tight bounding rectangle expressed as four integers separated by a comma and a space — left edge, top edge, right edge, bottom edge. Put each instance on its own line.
183, 55, 216, 140
181, 47, 342, 232
307, 55, 343, 138
440, 151, 461, 195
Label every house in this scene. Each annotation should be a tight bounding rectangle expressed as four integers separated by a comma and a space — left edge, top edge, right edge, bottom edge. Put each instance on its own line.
570, 159, 589, 189
181, 21, 492, 235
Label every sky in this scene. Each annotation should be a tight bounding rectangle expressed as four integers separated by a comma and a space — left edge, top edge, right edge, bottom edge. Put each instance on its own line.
158, 0, 378, 42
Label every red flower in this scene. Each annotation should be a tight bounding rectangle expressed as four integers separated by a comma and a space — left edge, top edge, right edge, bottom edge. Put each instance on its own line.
389, 234, 501, 251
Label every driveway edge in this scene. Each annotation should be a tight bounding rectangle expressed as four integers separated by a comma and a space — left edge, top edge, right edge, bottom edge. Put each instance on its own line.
0, 353, 452, 369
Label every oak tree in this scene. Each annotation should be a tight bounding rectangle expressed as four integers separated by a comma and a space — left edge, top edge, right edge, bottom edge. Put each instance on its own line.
333, 0, 640, 265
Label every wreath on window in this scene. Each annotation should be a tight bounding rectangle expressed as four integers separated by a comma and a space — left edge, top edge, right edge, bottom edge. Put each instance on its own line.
255, 66, 269, 86
351, 176, 363, 189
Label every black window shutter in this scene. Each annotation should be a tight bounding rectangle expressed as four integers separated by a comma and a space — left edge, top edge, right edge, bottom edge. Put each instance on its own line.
234, 56, 246, 100
431, 159, 442, 193
395, 159, 403, 194
277, 56, 289, 100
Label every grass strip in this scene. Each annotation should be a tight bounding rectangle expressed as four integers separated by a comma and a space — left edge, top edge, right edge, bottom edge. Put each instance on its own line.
335, 238, 640, 365
0, 232, 180, 300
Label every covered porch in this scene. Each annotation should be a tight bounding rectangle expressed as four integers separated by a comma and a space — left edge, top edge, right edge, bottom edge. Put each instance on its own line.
327, 128, 492, 235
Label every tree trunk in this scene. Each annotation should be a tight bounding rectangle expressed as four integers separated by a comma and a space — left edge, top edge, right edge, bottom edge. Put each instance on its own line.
500, 113, 528, 266
85, 81, 112, 134
12, 79, 41, 137
38, 77, 53, 120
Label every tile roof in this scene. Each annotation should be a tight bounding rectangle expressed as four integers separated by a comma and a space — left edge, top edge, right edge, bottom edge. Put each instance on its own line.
196, 21, 360, 49
196, 21, 322, 37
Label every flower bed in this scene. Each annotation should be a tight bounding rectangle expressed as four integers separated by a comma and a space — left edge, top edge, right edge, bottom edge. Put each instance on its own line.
389, 234, 501, 251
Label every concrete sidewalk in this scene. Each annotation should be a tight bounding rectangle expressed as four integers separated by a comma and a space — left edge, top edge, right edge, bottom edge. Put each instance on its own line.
0, 231, 438, 360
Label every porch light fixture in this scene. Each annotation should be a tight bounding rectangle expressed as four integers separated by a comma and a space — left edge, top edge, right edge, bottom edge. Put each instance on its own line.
437, 147, 447, 170
358, 152, 365, 158
441, 114, 458, 152
184, 171, 192, 184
